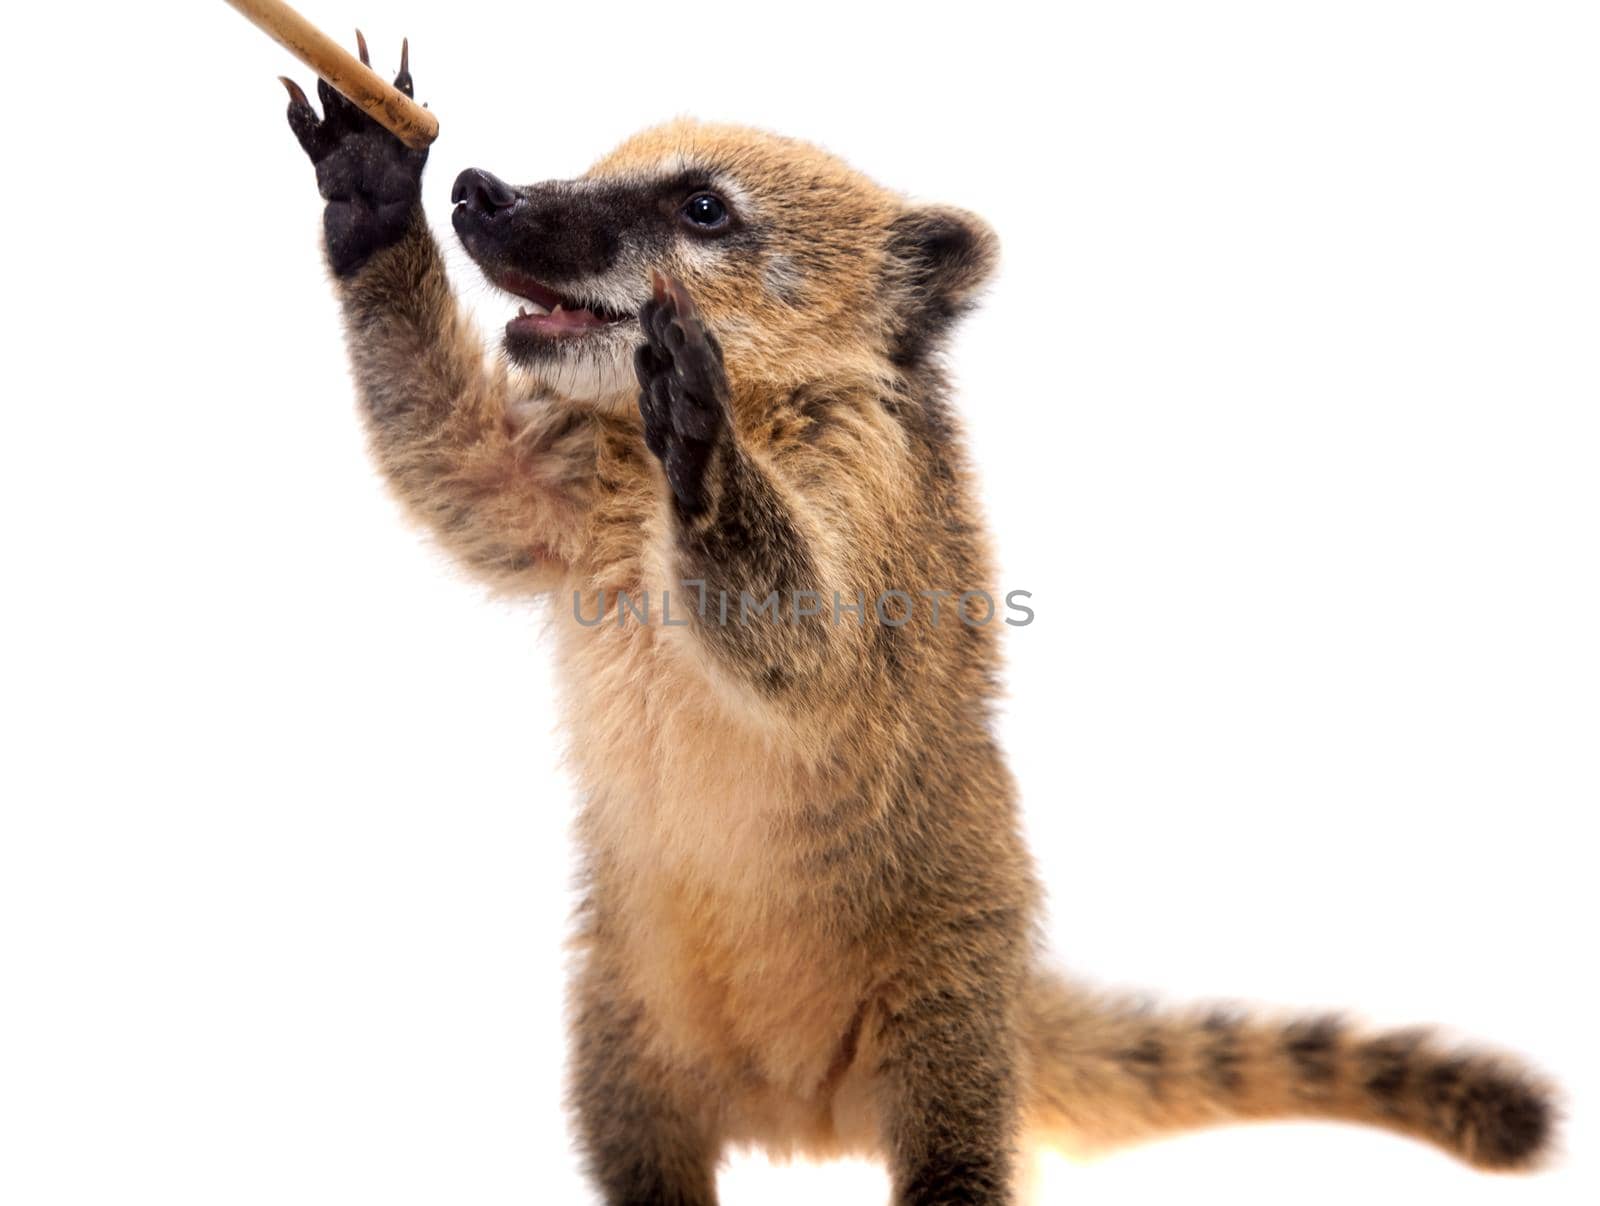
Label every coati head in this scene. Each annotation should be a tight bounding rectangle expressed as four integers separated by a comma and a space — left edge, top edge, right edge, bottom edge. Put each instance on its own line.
451, 119, 998, 407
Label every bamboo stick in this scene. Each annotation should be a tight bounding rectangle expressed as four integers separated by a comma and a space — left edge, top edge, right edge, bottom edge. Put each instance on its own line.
224, 0, 439, 149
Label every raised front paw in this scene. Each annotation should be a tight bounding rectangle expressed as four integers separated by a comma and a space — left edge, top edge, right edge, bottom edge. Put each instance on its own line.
281, 33, 428, 276
634, 273, 731, 518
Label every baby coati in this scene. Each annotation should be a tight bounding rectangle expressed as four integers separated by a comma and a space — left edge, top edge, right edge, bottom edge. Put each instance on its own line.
279, 39, 1556, 1204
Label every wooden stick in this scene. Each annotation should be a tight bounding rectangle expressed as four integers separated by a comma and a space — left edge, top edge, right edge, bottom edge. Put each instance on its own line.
224, 0, 439, 149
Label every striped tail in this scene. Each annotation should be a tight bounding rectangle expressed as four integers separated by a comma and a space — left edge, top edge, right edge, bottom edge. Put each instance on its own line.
1019, 972, 1556, 1172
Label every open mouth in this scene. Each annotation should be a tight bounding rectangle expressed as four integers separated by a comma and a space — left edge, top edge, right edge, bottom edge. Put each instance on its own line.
492, 269, 635, 340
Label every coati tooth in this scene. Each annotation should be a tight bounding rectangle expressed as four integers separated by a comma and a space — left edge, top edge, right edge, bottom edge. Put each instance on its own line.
552, 304, 565, 315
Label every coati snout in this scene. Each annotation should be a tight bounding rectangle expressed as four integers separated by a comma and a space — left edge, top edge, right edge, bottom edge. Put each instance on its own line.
451, 167, 638, 355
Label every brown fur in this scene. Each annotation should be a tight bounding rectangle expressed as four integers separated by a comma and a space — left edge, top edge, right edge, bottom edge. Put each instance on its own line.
317, 120, 1555, 1202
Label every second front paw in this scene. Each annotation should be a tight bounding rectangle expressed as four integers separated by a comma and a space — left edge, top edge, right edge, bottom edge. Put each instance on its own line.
634, 273, 731, 517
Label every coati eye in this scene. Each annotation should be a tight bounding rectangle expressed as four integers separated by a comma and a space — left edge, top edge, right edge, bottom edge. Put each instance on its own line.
682, 192, 730, 231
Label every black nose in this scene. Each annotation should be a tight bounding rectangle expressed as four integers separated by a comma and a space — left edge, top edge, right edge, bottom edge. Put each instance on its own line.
451, 168, 520, 215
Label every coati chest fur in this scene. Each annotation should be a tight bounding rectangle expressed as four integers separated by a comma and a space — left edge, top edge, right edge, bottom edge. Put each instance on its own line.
279, 40, 1555, 1204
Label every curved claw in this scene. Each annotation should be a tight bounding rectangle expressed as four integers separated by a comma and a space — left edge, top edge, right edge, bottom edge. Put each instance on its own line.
278, 75, 310, 109
663, 274, 697, 317
281, 75, 325, 157
355, 28, 370, 67
652, 273, 711, 353
395, 37, 413, 97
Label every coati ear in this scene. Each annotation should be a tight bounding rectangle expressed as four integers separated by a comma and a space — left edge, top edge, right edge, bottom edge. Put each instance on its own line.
883, 204, 1000, 366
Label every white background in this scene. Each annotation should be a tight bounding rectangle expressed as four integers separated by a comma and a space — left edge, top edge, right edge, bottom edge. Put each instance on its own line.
2, 2, 1595, 1202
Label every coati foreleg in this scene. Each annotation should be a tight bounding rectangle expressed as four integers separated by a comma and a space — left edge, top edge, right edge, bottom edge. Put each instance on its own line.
635, 275, 843, 695
283, 42, 591, 587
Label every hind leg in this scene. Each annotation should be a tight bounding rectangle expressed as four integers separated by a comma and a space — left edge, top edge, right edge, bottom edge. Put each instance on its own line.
879, 987, 1022, 1205
570, 970, 720, 1205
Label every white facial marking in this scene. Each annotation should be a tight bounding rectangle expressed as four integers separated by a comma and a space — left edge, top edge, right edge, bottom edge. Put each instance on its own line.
764, 253, 804, 304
